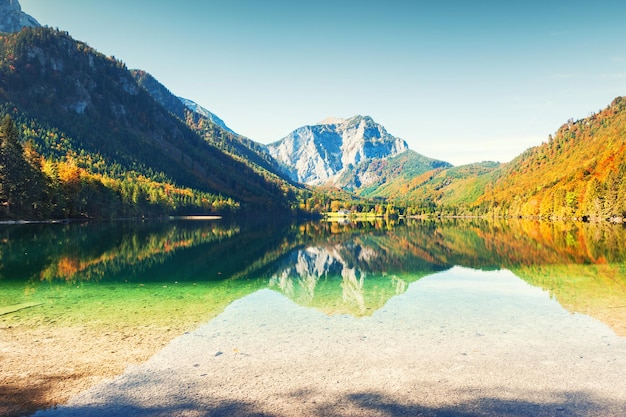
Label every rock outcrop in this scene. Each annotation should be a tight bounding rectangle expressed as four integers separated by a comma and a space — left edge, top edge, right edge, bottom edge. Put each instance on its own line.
267, 115, 409, 185
0, 0, 40, 33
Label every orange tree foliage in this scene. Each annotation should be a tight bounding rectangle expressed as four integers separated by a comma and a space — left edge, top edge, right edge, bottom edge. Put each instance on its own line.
476, 97, 626, 220
0, 115, 239, 220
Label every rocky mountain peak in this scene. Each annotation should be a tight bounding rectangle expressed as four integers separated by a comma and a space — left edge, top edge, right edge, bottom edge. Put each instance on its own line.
266, 115, 409, 186
318, 116, 346, 125
0, 0, 40, 32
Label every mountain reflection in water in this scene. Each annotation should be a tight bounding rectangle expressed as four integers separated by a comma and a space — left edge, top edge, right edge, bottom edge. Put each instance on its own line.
268, 245, 411, 316
1, 218, 625, 335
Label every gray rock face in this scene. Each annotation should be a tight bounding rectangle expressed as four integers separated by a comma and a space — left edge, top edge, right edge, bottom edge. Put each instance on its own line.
0, 0, 40, 33
179, 97, 235, 135
267, 115, 409, 185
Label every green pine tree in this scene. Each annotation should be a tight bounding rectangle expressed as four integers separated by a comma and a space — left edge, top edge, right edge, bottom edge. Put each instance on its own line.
0, 115, 30, 217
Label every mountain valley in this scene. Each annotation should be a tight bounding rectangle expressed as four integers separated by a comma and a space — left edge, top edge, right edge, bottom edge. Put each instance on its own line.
0, 0, 625, 222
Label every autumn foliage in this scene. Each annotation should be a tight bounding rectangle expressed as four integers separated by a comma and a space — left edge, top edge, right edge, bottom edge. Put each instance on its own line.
477, 97, 626, 220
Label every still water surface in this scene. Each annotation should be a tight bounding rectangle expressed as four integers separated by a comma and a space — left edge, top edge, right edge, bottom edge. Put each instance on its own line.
3, 218, 624, 334
2, 218, 626, 415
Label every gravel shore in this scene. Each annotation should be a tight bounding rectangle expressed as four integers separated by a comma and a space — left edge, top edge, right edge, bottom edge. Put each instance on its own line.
33, 269, 626, 417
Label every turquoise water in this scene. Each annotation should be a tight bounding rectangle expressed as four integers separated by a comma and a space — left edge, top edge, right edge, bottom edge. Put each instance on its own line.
1, 219, 625, 332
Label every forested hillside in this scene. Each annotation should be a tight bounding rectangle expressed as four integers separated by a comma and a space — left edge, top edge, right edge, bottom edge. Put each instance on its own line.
131, 70, 292, 187
0, 27, 300, 219
366, 96, 626, 221
340, 149, 452, 192
362, 161, 499, 216
477, 97, 626, 220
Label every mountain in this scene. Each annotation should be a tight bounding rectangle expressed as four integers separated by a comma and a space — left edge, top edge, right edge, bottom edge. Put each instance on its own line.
346, 149, 453, 194
267, 115, 408, 185
0, 0, 40, 33
267, 115, 447, 190
475, 97, 626, 220
365, 161, 499, 211
131, 70, 290, 183
178, 97, 234, 134
389, 96, 626, 219
130, 70, 233, 134
3, 3, 624, 221
0, 27, 298, 217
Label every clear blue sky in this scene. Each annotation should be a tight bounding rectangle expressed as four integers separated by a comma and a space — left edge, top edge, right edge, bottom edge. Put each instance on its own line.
19, 0, 626, 166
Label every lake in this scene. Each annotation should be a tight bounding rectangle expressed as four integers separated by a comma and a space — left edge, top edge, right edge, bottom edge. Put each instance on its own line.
1, 218, 626, 416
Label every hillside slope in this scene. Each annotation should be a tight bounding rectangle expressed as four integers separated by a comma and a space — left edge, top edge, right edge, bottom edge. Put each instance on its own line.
0, 27, 296, 216
131, 70, 288, 182
372, 97, 626, 219
365, 161, 498, 211
342, 149, 452, 192
477, 97, 626, 219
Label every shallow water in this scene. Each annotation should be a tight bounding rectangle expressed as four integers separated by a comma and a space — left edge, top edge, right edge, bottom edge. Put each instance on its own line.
34, 266, 626, 416
2, 218, 626, 415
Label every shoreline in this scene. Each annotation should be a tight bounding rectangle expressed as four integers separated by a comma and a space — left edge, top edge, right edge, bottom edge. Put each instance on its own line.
31, 287, 626, 417
0, 215, 223, 226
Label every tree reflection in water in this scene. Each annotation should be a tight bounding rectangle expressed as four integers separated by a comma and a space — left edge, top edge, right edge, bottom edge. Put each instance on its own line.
1, 218, 625, 334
